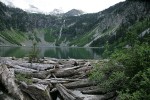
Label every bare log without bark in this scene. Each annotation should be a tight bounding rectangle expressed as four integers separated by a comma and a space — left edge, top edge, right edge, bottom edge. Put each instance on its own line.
0, 64, 25, 100
20, 82, 52, 100
56, 84, 83, 100
18, 63, 54, 71
55, 69, 79, 77
64, 79, 97, 89
81, 89, 106, 95
32, 78, 83, 84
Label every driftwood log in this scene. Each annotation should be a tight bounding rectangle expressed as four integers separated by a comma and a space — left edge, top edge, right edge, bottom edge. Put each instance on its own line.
56, 84, 83, 100
20, 82, 52, 100
0, 57, 103, 100
81, 89, 106, 94
64, 79, 97, 89
0, 64, 25, 100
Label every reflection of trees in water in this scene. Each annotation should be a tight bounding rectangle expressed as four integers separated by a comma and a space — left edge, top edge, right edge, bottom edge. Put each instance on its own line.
0, 47, 27, 57
1, 46, 103, 59
44, 47, 94, 59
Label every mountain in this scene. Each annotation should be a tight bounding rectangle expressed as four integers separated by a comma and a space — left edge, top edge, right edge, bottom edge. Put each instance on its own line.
64, 9, 85, 16
0, 1, 149, 47
0, 0, 15, 7
49, 9, 64, 16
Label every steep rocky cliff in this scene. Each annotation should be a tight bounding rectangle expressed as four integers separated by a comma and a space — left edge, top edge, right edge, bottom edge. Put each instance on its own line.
0, 1, 149, 47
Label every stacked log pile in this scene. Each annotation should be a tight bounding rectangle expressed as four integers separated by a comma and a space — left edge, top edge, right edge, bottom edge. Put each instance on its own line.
0, 57, 110, 100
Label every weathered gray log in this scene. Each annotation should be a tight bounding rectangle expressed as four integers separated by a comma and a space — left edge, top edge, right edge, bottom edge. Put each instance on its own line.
14, 69, 37, 74
4, 59, 55, 71
56, 84, 83, 100
49, 78, 83, 82
15, 69, 56, 79
0, 91, 14, 100
0, 64, 25, 100
18, 63, 54, 71
77, 66, 93, 73
32, 78, 67, 84
55, 66, 81, 77
64, 79, 97, 89
43, 60, 57, 64
57, 59, 79, 67
32, 77, 81, 84
81, 89, 106, 94
101, 91, 117, 100
20, 82, 52, 100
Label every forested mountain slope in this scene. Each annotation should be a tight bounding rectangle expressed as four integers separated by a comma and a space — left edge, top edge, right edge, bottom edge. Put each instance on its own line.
0, 1, 149, 47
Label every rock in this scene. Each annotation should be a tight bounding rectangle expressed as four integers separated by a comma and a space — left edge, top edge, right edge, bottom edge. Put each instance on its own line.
20, 83, 52, 100
0, 64, 24, 100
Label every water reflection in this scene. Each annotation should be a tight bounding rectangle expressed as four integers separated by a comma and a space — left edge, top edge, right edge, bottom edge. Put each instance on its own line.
0, 46, 103, 59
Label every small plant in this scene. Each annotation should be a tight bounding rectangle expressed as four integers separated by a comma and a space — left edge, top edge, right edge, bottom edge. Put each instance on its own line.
28, 41, 39, 63
15, 73, 33, 84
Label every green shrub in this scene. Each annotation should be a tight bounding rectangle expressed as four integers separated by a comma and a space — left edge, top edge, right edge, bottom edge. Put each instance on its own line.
90, 42, 150, 99
90, 60, 126, 92
28, 42, 39, 63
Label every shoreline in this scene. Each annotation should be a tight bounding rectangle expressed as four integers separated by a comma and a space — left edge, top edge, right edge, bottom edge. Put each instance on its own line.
0, 45, 104, 48
0, 57, 107, 100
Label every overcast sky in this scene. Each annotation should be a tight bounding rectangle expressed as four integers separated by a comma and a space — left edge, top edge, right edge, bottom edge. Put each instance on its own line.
1, 0, 125, 13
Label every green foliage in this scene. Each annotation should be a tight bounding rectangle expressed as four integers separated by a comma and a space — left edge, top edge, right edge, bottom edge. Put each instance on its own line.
102, 41, 111, 58
112, 18, 150, 48
0, 29, 27, 45
111, 43, 150, 77
15, 73, 33, 84
90, 60, 126, 92
44, 29, 58, 42
28, 41, 39, 63
90, 42, 150, 99
119, 68, 150, 100
70, 28, 97, 46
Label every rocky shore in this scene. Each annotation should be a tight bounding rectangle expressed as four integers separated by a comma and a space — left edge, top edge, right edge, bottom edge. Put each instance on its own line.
0, 57, 115, 100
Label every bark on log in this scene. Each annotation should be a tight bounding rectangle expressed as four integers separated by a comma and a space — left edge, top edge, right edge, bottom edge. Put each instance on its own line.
0, 64, 25, 100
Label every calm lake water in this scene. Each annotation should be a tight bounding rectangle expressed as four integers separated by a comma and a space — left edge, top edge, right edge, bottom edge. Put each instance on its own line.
0, 46, 104, 59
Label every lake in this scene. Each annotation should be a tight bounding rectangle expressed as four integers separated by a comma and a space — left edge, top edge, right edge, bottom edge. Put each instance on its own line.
0, 46, 104, 59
